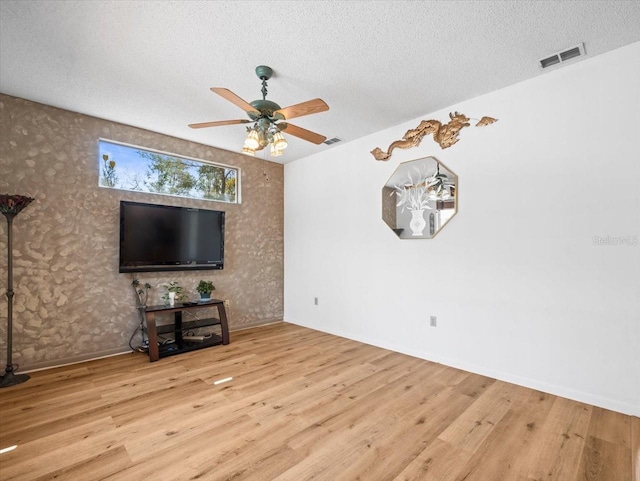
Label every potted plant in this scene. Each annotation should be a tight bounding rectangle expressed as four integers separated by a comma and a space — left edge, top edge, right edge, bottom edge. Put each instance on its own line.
161, 281, 188, 306
196, 280, 215, 301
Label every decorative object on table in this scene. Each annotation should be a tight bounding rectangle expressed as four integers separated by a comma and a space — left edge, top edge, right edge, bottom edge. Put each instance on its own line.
382, 156, 457, 239
129, 278, 152, 352
161, 281, 188, 305
0, 194, 34, 387
371, 112, 498, 161
188, 65, 330, 158
132, 278, 152, 308
196, 280, 215, 301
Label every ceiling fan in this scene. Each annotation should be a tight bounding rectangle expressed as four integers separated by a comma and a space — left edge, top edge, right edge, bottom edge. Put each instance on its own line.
189, 65, 329, 157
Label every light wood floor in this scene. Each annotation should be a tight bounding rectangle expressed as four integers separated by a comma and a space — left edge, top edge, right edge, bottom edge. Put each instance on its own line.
0, 322, 637, 481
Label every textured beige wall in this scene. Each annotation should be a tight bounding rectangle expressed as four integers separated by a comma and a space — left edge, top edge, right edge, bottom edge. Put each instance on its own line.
0, 94, 284, 370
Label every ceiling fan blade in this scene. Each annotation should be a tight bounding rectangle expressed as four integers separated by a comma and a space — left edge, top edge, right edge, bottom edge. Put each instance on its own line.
211, 88, 260, 115
274, 98, 329, 121
188, 119, 251, 129
280, 122, 327, 145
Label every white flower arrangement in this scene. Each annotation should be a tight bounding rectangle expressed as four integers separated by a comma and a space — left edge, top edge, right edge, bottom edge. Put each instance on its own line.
393, 166, 452, 213
394, 168, 437, 213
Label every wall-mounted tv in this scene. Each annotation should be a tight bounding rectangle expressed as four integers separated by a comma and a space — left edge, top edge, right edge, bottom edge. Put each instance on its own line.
119, 201, 225, 273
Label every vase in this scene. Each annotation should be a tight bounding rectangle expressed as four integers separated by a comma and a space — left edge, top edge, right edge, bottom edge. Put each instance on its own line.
169, 292, 176, 306
409, 209, 426, 236
200, 293, 211, 302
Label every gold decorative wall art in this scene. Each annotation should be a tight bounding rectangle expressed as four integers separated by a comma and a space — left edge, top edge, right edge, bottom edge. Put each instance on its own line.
371, 112, 497, 161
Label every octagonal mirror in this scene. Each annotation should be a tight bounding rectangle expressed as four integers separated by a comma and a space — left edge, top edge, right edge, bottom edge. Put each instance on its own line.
382, 156, 457, 239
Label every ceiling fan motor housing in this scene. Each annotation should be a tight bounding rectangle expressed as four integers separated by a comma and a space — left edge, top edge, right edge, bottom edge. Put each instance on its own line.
248, 99, 282, 120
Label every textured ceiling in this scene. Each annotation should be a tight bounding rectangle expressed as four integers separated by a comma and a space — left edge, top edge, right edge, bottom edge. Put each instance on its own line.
1, 1, 639, 163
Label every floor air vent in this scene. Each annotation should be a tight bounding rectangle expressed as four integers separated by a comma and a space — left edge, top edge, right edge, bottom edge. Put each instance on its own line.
323, 137, 343, 145
539, 43, 585, 69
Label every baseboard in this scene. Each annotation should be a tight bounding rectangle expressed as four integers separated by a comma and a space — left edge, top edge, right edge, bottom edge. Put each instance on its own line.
284, 319, 640, 417
19, 319, 284, 373
230, 318, 283, 332
22, 347, 132, 373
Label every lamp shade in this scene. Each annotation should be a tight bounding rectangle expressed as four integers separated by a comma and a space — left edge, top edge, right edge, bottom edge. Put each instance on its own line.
244, 129, 260, 150
0, 194, 34, 218
270, 144, 283, 157
272, 131, 288, 151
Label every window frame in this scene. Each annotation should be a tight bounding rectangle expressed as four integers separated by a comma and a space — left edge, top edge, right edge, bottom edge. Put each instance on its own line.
98, 138, 241, 204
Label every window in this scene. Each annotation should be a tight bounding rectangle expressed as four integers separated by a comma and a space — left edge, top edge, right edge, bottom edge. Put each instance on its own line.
98, 139, 240, 203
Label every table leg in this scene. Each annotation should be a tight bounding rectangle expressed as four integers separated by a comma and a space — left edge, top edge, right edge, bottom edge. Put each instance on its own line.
146, 312, 159, 362
218, 304, 230, 345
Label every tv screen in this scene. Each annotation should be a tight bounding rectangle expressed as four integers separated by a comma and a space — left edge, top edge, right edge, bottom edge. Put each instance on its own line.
119, 201, 225, 273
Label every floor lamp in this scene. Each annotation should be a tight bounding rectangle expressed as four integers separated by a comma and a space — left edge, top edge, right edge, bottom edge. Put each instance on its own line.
0, 194, 34, 388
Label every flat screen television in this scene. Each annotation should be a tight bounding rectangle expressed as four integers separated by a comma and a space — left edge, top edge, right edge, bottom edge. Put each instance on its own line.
119, 201, 225, 273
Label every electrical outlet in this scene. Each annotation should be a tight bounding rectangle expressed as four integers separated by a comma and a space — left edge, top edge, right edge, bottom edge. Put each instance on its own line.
430, 315, 437, 327
314, 297, 318, 306
224, 299, 230, 311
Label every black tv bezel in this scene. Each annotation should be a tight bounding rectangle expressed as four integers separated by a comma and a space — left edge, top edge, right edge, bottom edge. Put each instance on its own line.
119, 201, 225, 273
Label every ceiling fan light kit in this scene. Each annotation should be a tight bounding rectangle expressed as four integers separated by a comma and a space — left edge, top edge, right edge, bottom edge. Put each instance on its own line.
190, 66, 329, 158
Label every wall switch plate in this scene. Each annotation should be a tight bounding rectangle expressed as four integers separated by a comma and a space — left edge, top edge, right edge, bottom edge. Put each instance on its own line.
430, 315, 437, 327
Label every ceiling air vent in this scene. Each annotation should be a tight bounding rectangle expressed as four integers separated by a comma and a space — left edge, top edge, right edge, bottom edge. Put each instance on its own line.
323, 137, 343, 145
539, 43, 586, 69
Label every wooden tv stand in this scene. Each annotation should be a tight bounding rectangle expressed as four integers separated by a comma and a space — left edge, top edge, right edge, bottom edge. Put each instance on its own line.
144, 299, 229, 362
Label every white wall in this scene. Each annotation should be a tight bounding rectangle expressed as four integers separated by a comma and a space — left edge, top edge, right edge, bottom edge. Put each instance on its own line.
284, 42, 640, 416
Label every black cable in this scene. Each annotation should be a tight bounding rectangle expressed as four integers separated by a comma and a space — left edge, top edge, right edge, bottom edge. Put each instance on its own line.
128, 323, 148, 352
128, 325, 139, 351
128, 305, 150, 353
